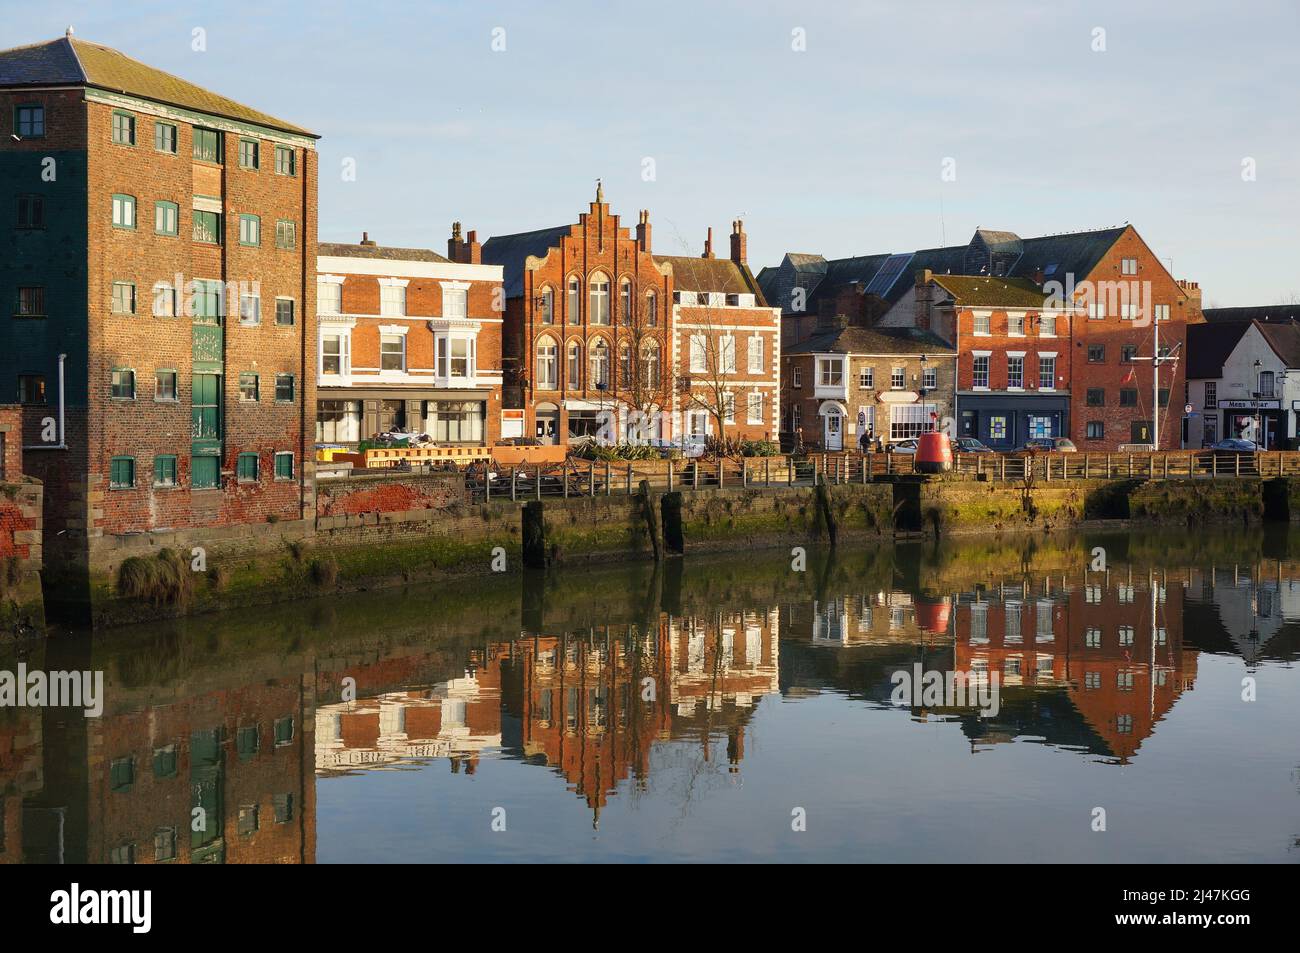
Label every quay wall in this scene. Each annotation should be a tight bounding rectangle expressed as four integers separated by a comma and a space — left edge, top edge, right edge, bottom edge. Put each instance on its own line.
53, 473, 1300, 628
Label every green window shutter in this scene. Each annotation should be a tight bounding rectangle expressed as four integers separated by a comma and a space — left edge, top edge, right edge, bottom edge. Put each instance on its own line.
237, 452, 259, 482
274, 452, 294, 480
273, 717, 294, 746
111, 756, 135, 792
193, 210, 222, 244
153, 455, 177, 487
109, 457, 135, 488
275, 145, 296, 175
191, 455, 220, 489
152, 745, 178, 778
111, 111, 135, 145
236, 725, 260, 760
193, 127, 222, 163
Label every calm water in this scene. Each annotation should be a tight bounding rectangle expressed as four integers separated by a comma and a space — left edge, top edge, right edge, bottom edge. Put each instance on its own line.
3, 528, 1298, 863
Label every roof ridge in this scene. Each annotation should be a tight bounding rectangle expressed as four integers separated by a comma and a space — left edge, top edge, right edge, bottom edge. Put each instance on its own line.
62, 35, 87, 83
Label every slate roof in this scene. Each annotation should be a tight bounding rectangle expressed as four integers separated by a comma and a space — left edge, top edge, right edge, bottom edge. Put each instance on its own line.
0, 35, 315, 136
765, 226, 1130, 315
318, 242, 450, 263
784, 325, 955, 357
1186, 322, 1252, 379
1007, 227, 1128, 283
481, 225, 572, 297
930, 275, 1047, 309
656, 255, 768, 303
1203, 305, 1300, 324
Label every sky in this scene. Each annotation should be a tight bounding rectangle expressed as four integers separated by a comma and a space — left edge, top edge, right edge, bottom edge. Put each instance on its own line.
5, 0, 1298, 306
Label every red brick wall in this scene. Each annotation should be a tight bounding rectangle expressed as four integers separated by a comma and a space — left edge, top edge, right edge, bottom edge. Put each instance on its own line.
954, 306, 1073, 390
315, 473, 466, 517
1069, 227, 1191, 450
507, 199, 673, 440
85, 99, 317, 534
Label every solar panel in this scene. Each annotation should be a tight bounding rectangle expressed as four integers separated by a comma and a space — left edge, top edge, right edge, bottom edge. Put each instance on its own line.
863, 253, 914, 297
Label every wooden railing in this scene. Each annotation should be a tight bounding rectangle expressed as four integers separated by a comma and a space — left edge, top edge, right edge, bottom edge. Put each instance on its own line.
458, 450, 1300, 503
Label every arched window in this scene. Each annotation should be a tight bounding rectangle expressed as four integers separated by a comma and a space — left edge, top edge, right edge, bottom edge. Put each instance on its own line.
567, 276, 580, 325
589, 272, 610, 325
641, 338, 661, 389
645, 290, 658, 327
567, 339, 582, 388
589, 337, 610, 388
536, 336, 557, 389
539, 286, 554, 324
619, 278, 633, 326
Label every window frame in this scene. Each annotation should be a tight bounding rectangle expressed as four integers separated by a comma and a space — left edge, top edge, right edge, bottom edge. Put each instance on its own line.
154, 200, 179, 236
154, 121, 177, 154
109, 456, 136, 489
111, 193, 137, 229
14, 102, 45, 138
111, 110, 136, 146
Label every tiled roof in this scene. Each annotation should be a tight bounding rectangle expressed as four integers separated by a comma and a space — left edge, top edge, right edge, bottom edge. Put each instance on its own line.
0, 36, 315, 137
1186, 322, 1252, 379
318, 242, 450, 263
481, 225, 572, 297
784, 325, 955, 356
655, 255, 767, 303
930, 275, 1047, 308
1253, 321, 1300, 369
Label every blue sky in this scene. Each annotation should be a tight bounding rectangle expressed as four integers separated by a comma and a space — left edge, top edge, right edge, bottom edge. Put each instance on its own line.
8, 0, 1298, 305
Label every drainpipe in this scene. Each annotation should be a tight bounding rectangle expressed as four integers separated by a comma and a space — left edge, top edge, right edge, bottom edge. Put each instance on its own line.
26, 353, 67, 450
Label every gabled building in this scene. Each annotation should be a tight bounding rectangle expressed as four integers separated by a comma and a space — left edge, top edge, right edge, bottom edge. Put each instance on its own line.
1186, 318, 1300, 449
761, 224, 1201, 450
314, 231, 504, 446
481, 187, 779, 446
0, 32, 318, 615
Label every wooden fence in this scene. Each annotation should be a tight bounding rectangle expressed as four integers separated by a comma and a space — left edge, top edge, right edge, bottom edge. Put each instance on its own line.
461, 450, 1300, 503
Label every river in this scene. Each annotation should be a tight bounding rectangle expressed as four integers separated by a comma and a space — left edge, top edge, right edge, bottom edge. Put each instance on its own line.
2, 527, 1297, 863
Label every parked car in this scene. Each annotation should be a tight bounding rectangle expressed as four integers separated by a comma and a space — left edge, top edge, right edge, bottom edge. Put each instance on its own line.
890, 438, 920, 454
1208, 438, 1262, 454
953, 437, 994, 453
1014, 437, 1077, 454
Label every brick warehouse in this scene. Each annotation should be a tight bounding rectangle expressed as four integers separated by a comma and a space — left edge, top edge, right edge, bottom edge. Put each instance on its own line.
481, 185, 779, 447
0, 32, 317, 614
315, 230, 504, 447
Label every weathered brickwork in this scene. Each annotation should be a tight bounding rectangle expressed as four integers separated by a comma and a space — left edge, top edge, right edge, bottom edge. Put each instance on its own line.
315, 473, 466, 517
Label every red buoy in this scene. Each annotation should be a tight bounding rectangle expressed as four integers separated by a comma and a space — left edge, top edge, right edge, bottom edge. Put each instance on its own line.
915, 431, 953, 473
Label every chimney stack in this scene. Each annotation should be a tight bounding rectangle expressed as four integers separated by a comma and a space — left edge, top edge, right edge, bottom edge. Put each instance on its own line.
914, 269, 934, 330
702, 227, 715, 259
360, 231, 377, 247
729, 219, 747, 266
636, 210, 651, 253
447, 221, 481, 264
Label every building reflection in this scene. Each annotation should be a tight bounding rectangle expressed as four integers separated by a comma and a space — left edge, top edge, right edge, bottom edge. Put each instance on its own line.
7, 546, 1300, 863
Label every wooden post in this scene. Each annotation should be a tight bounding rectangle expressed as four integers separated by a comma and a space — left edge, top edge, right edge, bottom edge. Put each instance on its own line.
627, 463, 633, 494
606, 461, 612, 496
743, 460, 748, 488
765, 457, 771, 487
535, 466, 542, 501
667, 462, 673, 492
511, 466, 517, 502
694, 461, 700, 490
718, 460, 724, 488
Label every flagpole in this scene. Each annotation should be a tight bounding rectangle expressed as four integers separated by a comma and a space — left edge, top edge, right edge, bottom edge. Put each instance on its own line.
1153, 311, 1160, 450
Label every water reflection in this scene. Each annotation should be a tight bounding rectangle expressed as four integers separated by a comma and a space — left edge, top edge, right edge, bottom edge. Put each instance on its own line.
2, 529, 1298, 863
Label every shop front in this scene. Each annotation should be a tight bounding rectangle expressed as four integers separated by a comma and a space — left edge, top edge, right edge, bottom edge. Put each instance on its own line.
956, 393, 1071, 451
1219, 398, 1282, 448
316, 387, 493, 446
